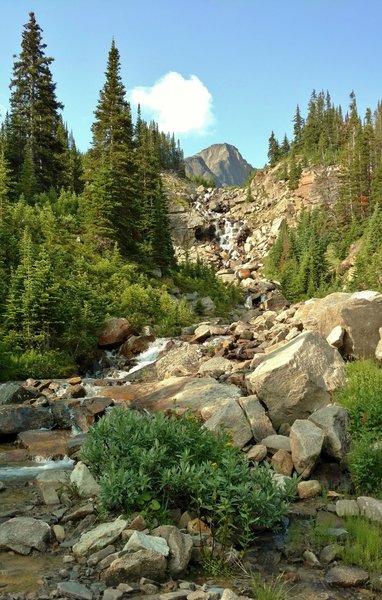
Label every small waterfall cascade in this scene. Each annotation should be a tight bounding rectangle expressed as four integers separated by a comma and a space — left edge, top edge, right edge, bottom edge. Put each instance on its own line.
193, 191, 248, 265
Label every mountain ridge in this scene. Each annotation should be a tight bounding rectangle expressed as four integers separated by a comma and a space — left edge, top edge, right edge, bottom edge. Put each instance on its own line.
185, 142, 254, 187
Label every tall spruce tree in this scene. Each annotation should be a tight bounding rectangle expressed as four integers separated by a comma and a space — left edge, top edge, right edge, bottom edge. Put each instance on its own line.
84, 40, 137, 253
7, 12, 65, 198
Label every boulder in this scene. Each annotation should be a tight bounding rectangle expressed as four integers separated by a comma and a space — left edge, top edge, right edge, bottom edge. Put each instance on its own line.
246, 444, 267, 462
72, 517, 127, 557
0, 517, 51, 554
260, 434, 290, 453
155, 344, 203, 379
297, 480, 322, 499
119, 335, 155, 358
239, 395, 276, 441
290, 420, 325, 478
325, 566, 369, 587
308, 406, 350, 461
246, 331, 345, 428
36, 469, 70, 505
336, 499, 359, 517
198, 357, 233, 379
70, 462, 100, 498
294, 291, 382, 358
326, 325, 345, 348
56, 582, 93, 600
124, 531, 169, 556
0, 405, 54, 436
271, 449, 293, 476
357, 496, 382, 522
101, 549, 167, 586
152, 525, 193, 576
103, 376, 242, 419
203, 399, 253, 448
98, 318, 137, 347
18, 429, 71, 458
0, 382, 39, 405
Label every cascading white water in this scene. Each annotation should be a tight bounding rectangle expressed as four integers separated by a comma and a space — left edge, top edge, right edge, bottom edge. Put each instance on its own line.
110, 337, 169, 379
193, 196, 247, 264
0, 456, 74, 481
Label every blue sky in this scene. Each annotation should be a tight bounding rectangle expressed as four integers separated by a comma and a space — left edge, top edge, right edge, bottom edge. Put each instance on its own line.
1, 0, 382, 167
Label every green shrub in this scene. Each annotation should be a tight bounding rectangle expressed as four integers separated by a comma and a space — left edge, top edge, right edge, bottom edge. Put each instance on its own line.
250, 574, 289, 600
0, 348, 76, 381
347, 433, 382, 497
81, 408, 290, 548
336, 359, 382, 439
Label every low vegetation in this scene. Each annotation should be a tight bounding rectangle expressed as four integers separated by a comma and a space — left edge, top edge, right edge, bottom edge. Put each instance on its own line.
341, 517, 382, 573
81, 408, 293, 550
336, 360, 382, 497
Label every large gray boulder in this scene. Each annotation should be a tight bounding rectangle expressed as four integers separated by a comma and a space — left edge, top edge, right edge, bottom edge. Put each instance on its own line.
72, 517, 127, 557
155, 343, 203, 379
0, 517, 51, 554
308, 406, 350, 461
152, 525, 193, 576
246, 331, 345, 428
203, 399, 253, 448
0, 383, 39, 405
357, 496, 382, 522
0, 405, 54, 436
101, 549, 167, 586
290, 420, 325, 478
294, 291, 382, 358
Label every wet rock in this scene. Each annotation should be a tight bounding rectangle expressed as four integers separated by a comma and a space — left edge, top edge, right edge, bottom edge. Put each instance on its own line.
290, 419, 324, 478
67, 433, 89, 456
0, 517, 51, 554
325, 565, 369, 587
70, 462, 100, 498
56, 581, 93, 599
203, 399, 252, 448
101, 549, 167, 586
63, 383, 87, 399
0, 405, 54, 435
120, 334, 155, 358
0, 382, 39, 405
152, 525, 193, 576
72, 516, 127, 557
246, 331, 345, 428
98, 318, 137, 347
18, 429, 71, 458
308, 406, 350, 461
239, 395, 276, 441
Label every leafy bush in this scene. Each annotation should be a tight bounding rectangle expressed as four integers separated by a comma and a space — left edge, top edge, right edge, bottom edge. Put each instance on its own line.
347, 434, 382, 497
336, 360, 382, 497
81, 408, 290, 548
336, 359, 382, 439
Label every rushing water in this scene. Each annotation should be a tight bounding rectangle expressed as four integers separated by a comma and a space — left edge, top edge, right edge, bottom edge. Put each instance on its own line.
0, 456, 74, 481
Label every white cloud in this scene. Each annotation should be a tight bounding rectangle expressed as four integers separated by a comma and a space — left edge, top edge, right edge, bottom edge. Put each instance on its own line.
131, 71, 214, 135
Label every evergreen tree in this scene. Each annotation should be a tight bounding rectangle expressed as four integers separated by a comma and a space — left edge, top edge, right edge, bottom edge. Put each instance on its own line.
267, 131, 280, 166
7, 12, 65, 196
84, 40, 137, 254
293, 105, 304, 148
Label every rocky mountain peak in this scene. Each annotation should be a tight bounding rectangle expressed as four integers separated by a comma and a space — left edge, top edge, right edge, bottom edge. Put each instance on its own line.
185, 143, 254, 187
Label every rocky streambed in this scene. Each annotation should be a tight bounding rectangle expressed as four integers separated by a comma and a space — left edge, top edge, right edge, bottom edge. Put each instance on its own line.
1, 289, 382, 599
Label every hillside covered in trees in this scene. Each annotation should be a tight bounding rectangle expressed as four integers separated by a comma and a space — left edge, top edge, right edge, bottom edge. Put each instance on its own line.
0, 13, 237, 379
265, 90, 382, 300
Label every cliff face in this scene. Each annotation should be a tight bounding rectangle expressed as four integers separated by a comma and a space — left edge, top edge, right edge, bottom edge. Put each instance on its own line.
164, 163, 340, 273
185, 143, 254, 187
